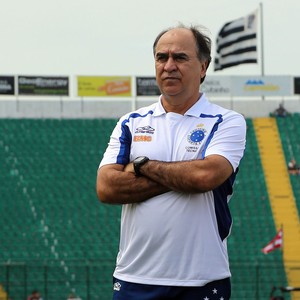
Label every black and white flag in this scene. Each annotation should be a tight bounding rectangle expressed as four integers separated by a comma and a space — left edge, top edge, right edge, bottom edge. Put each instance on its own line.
214, 10, 258, 71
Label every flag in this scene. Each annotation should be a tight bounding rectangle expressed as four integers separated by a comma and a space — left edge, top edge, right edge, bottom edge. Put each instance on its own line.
261, 228, 283, 254
214, 10, 258, 71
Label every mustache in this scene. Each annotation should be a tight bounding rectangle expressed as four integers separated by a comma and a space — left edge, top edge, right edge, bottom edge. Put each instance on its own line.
162, 75, 180, 80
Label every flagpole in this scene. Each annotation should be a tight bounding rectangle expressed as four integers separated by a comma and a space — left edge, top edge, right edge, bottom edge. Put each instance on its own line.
259, 2, 265, 76
281, 224, 284, 255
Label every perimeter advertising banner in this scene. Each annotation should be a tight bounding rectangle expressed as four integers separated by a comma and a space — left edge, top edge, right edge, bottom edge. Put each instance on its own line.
0, 76, 15, 95
231, 76, 292, 97
18, 76, 69, 96
136, 77, 161, 96
77, 76, 132, 97
294, 77, 300, 94
201, 76, 231, 97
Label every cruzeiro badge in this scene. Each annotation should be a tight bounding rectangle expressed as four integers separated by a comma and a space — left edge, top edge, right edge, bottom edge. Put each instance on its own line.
187, 125, 207, 145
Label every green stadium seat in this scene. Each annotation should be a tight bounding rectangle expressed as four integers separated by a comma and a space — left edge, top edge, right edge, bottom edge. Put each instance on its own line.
0, 117, 292, 300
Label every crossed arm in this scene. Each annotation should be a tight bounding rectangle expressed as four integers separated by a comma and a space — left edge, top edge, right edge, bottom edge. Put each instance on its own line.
96, 154, 233, 205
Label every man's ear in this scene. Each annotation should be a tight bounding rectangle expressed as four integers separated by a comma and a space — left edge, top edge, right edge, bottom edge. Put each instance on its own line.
200, 61, 207, 81
200, 59, 210, 83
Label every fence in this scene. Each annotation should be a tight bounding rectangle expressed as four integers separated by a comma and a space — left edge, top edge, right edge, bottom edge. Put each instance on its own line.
0, 260, 298, 300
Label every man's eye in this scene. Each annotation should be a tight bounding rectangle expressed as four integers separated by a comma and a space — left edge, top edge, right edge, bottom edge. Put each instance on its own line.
174, 55, 188, 61
156, 55, 168, 62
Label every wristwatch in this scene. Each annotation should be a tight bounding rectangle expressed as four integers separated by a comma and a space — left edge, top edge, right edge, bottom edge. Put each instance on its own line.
133, 156, 149, 176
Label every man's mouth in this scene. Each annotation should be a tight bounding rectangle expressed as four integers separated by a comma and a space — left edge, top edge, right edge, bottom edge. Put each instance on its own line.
163, 76, 179, 80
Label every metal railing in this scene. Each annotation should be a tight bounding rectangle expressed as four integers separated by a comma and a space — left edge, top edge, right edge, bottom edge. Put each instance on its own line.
0, 260, 298, 300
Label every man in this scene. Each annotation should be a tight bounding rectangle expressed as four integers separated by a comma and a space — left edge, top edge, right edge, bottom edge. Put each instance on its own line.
96, 24, 246, 300
27, 290, 43, 300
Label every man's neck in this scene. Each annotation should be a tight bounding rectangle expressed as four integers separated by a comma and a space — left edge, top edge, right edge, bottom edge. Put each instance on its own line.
161, 93, 201, 115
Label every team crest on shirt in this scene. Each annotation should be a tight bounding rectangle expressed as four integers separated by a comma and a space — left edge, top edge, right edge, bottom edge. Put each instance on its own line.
187, 124, 207, 145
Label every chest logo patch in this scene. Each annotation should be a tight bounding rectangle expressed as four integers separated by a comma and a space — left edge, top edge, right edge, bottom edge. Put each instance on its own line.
135, 125, 155, 134
133, 125, 154, 142
187, 127, 207, 145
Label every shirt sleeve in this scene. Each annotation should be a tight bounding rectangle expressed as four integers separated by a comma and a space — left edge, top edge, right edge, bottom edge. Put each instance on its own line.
99, 116, 132, 168
204, 112, 247, 172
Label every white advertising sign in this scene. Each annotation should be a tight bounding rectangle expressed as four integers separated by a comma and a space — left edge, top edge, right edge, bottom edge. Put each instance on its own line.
231, 76, 292, 97
201, 76, 231, 97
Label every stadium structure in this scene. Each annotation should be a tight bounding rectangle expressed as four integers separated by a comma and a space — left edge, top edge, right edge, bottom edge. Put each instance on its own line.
0, 74, 300, 300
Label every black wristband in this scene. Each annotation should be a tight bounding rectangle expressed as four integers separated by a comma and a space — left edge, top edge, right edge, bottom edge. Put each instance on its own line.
133, 156, 149, 176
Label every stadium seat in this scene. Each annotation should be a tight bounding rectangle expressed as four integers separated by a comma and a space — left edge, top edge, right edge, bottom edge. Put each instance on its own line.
0, 117, 293, 300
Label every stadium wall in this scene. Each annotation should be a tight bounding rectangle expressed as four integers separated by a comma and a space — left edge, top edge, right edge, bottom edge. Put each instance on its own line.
0, 97, 299, 118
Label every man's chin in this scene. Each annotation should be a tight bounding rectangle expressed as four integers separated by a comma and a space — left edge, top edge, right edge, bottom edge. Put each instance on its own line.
161, 84, 182, 96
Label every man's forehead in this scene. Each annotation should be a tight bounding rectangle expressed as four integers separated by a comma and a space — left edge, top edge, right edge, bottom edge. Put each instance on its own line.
156, 28, 196, 54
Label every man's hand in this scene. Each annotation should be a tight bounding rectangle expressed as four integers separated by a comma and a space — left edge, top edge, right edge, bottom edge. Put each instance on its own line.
96, 163, 169, 205
124, 162, 134, 173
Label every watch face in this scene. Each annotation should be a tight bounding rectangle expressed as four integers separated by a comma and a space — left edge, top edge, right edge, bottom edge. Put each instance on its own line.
133, 156, 149, 176
135, 156, 146, 163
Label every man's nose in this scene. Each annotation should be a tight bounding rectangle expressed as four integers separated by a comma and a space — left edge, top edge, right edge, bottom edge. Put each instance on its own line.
164, 57, 177, 72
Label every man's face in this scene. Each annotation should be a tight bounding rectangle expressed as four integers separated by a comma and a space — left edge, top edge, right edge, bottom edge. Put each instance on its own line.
32, 292, 40, 299
154, 28, 207, 100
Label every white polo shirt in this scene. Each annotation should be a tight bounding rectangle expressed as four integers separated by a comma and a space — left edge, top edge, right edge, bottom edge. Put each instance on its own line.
99, 93, 246, 287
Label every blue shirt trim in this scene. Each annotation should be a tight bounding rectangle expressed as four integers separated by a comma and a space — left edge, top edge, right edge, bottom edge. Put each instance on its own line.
199, 113, 223, 159
116, 111, 154, 165
213, 169, 238, 241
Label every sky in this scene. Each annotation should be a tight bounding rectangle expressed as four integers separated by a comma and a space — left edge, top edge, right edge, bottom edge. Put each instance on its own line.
1, 0, 299, 78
